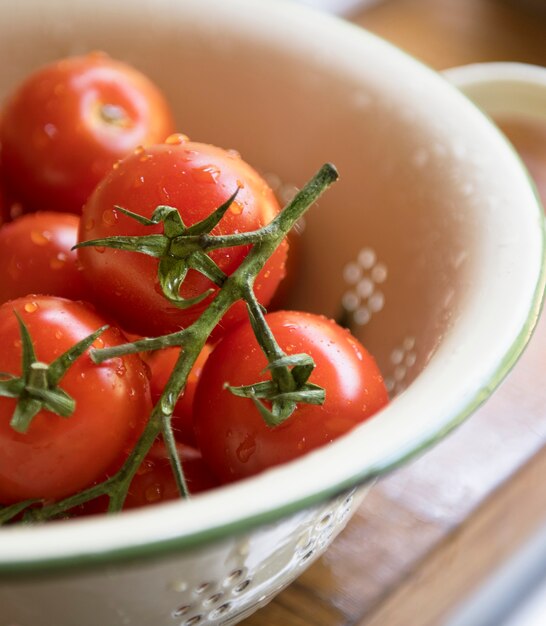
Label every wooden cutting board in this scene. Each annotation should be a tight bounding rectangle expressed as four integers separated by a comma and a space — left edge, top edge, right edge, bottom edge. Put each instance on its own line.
243, 1, 546, 624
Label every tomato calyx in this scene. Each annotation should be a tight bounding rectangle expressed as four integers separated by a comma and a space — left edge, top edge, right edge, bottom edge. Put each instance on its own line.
75, 189, 241, 308
97, 103, 131, 128
0, 313, 107, 433
226, 285, 325, 427
227, 353, 325, 427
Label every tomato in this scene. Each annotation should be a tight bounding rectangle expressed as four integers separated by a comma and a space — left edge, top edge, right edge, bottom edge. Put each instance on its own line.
0, 212, 86, 304
77, 139, 288, 336
193, 311, 389, 483
124, 442, 218, 509
0, 296, 152, 504
0, 52, 175, 214
149, 344, 213, 445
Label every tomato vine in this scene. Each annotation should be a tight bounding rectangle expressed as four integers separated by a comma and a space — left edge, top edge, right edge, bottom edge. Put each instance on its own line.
0, 163, 338, 523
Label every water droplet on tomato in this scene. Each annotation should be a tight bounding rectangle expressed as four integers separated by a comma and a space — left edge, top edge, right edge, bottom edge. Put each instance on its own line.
55, 330, 63, 340
24, 301, 38, 313
50, 252, 67, 270
227, 148, 241, 159
134, 145, 145, 155
113, 160, 121, 170
230, 201, 243, 215
134, 175, 145, 188
95, 246, 106, 254
284, 323, 299, 331
114, 359, 126, 377
192, 165, 221, 184
102, 209, 118, 226
84, 219, 95, 231
30, 230, 51, 246
236, 434, 256, 463
93, 337, 105, 349
144, 484, 163, 502
165, 133, 189, 145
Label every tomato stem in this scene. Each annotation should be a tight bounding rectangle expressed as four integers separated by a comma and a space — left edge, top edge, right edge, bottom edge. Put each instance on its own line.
91, 331, 187, 363
0, 499, 40, 524
161, 411, 190, 499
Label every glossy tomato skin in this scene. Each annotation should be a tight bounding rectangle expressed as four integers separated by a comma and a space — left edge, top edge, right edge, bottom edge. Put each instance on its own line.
193, 311, 389, 483
149, 344, 213, 445
78, 140, 287, 336
0, 52, 175, 214
0, 212, 86, 304
0, 296, 152, 504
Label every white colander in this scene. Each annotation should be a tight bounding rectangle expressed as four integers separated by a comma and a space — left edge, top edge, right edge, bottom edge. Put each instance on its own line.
0, 1, 544, 625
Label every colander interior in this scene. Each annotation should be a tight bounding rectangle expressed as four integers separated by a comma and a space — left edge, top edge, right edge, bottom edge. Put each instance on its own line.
0, 0, 543, 573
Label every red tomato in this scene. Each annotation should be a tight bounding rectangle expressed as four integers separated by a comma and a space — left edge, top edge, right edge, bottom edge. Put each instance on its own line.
0, 52, 175, 214
0, 296, 152, 504
149, 344, 213, 445
0, 212, 86, 304
193, 311, 389, 483
124, 442, 218, 509
78, 140, 288, 336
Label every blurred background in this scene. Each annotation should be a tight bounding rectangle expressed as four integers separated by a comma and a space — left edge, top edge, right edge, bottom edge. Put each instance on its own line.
246, 1, 546, 625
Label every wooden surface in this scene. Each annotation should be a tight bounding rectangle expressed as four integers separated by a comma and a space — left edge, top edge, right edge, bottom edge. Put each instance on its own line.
243, 1, 546, 625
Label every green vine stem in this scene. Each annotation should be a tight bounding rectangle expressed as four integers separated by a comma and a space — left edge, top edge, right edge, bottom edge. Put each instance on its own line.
15, 163, 338, 523
226, 283, 325, 427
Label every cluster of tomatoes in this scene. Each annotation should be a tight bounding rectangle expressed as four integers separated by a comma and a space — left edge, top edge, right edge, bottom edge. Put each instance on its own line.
0, 52, 389, 516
